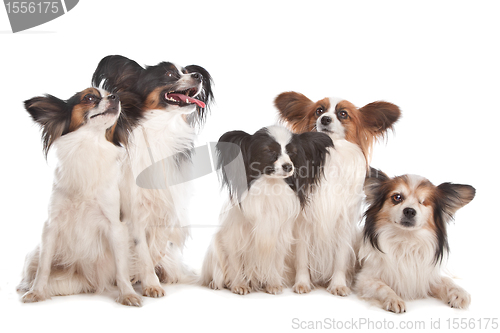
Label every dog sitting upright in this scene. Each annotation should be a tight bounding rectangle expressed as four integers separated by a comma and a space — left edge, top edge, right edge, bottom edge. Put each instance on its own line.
17, 88, 141, 306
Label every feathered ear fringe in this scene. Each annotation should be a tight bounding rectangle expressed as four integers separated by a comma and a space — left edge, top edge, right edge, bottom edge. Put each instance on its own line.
92, 55, 144, 93
107, 91, 143, 148
274, 91, 316, 133
432, 182, 476, 264
185, 65, 215, 127
216, 130, 251, 203
285, 132, 333, 208
362, 168, 390, 253
24, 95, 71, 158
356, 101, 401, 164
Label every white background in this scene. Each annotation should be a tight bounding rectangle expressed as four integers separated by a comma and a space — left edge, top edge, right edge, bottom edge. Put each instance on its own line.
1, 1, 499, 332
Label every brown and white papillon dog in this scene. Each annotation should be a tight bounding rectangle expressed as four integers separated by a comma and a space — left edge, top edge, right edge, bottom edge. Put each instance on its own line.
201, 126, 333, 295
92, 55, 213, 297
17, 88, 142, 306
356, 169, 475, 313
275, 92, 401, 296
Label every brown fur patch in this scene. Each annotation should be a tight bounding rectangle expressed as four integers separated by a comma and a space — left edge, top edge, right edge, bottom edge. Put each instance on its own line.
275, 92, 401, 169
143, 87, 166, 110
69, 88, 102, 132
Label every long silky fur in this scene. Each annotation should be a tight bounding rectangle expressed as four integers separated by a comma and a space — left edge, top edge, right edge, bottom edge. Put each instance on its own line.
355, 171, 475, 312
92, 55, 214, 295
18, 92, 140, 305
201, 126, 332, 294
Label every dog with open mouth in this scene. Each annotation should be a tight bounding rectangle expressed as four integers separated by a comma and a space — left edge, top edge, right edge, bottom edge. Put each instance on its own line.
92, 55, 214, 297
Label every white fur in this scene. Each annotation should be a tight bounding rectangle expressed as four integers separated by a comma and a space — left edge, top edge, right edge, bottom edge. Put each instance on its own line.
122, 105, 197, 298
292, 139, 366, 295
202, 126, 299, 295
202, 177, 300, 295
355, 174, 471, 313
291, 97, 366, 296
356, 225, 470, 313
18, 96, 141, 306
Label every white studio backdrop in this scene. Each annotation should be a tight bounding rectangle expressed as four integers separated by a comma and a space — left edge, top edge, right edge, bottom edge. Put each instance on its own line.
1, 1, 499, 332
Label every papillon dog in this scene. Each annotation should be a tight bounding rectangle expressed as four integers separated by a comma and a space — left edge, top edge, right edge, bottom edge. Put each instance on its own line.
275, 92, 401, 296
17, 88, 142, 306
92, 55, 213, 297
356, 169, 475, 313
201, 125, 333, 295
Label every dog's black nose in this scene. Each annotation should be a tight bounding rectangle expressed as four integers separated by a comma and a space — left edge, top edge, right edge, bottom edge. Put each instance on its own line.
403, 207, 416, 218
191, 72, 203, 81
321, 116, 332, 125
282, 163, 293, 173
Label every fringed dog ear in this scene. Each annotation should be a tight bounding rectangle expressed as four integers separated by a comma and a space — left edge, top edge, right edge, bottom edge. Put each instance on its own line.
436, 183, 476, 219
185, 65, 214, 112
359, 101, 401, 135
275, 92, 315, 133
106, 91, 143, 147
285, 132, 333, 208
92, 55, 144, 93
24, 95, 71, 157
362, 168, 391, 253
364, 167, 389, 205
216, 130, 251, 203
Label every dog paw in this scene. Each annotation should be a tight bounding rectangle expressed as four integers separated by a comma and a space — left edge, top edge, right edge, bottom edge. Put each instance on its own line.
118, 293, 142, 307
142, 285, 165, 298
207, 280, 220, 290
447, 289, 471, 309
21, 290, 48, 303
327, 285, 351, 297
293, 282, 312, 294
155, 265, 179, 284
231, 285, 251, 295
383, 296, 407, 314
265, 285, 283, 295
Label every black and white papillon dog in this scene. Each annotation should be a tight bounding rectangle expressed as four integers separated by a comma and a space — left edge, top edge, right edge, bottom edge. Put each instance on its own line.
202, 125, 333, 295
17, 88, 142, 306
92, 55, 214, 297
356, 169, 475, 313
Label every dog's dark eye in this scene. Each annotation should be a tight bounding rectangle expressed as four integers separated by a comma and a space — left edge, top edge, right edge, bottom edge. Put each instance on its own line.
83, 94, 97, 103
391, 194, 403, 204
315, 107, 325, 116
165, 70, 178, 78
270, 152, 278, 161
338, 110, 348, 120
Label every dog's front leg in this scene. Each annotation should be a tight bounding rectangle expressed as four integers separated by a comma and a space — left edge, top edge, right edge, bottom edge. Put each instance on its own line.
430, 276, 470, 309
292, 229, 313, 294
130, 219, 166, 298
356, 272, 406, 313
326, 238, 352, 297
21, 220, 56, 303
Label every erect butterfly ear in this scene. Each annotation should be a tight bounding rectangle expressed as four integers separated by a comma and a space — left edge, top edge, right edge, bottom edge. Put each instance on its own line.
364, 168, 390, 205
437, 182, 476, 218
216, 130, 252, 203
359, 101, 401, 135
24, 95, 71, 157
92, 55, 144, 93
275, 91, 315, 133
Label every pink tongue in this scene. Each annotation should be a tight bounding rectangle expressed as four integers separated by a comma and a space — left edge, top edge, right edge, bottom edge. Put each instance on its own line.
166, 93, 206, 108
